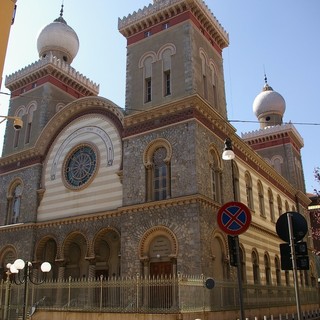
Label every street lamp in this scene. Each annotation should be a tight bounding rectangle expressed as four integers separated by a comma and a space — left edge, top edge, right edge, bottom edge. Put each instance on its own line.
222, 138, 245, 320
6, 259, 51, 320
222, 138, 235, 161
0, 115, 23, 130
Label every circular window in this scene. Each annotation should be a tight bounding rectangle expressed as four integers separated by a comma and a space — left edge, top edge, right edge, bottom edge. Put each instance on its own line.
64, 144, 98, 189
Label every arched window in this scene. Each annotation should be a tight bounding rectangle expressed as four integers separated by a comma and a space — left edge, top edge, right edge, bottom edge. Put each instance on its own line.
232, 161, 240, 201
252, 250, 260, 284
272, 155, 283, 174
257, 181, 265, 217
152, 148, 169, 201
239, 246, 246, 283
245, 172, 254, 210
264, 254, 271, 285
209, 147, 222, 203
277, 195, 283, 218
7, 182, 23, 224
268, 188, 275, 222
139, 52, 156, 103
144, 139, 172, 202
285, 200, 290, 212
25, 102, 37, 144
209, 62, 218, 108
299, 270, 304, 286
200, 49, 208, 99
275, 256, 281, 286
295, 157, 304, 190
158, 45, 175, 97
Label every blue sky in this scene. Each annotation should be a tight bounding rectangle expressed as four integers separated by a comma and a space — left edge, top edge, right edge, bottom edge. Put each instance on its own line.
0, 0, 319, 193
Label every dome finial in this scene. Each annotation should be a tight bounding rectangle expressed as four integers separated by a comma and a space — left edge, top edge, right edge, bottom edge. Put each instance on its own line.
262, 72, 273, 92
60, 2, 64, 18
54, 1, 67, 24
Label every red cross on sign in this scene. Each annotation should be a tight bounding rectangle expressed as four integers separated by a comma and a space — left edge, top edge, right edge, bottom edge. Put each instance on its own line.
217, 201, 251, 235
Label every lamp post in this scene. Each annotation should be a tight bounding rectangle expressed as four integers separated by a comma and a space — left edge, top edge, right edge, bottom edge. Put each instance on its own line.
222, 138, 245, 320
6, 259, 51, 320
3, 267, 12, 320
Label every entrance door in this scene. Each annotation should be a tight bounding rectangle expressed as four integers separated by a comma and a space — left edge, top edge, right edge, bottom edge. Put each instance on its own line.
149, 261, 173, 309
150, 261, 172, 277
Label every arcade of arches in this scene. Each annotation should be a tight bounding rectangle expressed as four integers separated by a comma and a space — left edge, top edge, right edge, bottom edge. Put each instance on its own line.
0, 227, 317, 287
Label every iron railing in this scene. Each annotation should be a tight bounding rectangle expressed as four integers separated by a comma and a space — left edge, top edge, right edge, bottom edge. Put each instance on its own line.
0, 274, 318, 319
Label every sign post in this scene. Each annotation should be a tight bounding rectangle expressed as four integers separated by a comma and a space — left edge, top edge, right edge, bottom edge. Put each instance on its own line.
217, 201, 251, 320
287, 213, 302, 320
276, 212, 308, 320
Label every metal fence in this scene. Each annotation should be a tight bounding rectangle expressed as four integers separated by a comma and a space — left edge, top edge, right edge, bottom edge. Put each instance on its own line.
0, 274, 318, 319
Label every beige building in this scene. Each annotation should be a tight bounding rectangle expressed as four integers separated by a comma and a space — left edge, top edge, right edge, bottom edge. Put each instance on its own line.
0, 0, 16, 89
0, 1, 317, 319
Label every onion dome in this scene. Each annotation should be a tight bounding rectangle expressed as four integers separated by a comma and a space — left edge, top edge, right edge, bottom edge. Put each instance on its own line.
37, 5, 79, 64
253, 75, 286, 129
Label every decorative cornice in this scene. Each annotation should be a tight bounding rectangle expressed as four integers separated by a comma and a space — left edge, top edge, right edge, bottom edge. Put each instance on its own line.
241, 123, 304, 148
0, 194, 219, 232
118, 0, 229, 48
123, 94, 234, 138
5, 53, 99, 96
0, 222, 34, 233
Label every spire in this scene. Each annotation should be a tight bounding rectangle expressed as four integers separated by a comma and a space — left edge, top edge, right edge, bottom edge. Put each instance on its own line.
263, 73, 273, 92
54, 2, 67, 24
60, 2, 64, 18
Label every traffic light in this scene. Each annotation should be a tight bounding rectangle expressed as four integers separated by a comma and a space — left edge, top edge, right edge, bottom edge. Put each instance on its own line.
295, 242, 309, 270
279, 241, 309, 270
228, 235, 238, 267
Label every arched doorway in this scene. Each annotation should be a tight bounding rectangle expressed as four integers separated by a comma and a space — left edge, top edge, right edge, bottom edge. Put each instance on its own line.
63, 232, 89, 279
149, 235, 174, 278
139, 226, 178, 309
35, 237, 58, 280
0, 246, 16, 280
93, 228, 120, 279
139, 226, 178, 277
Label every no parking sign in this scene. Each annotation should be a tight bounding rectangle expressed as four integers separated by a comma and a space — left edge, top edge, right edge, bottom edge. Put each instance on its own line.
217, 202, 251, 235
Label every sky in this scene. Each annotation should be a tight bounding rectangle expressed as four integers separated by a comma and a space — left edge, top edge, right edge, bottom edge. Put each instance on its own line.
0, 0, 319, 193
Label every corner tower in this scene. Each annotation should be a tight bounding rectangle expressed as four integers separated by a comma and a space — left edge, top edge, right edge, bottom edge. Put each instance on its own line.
242, 77, 305, 192
118, 0, 229, 116
2, 6, 99, 157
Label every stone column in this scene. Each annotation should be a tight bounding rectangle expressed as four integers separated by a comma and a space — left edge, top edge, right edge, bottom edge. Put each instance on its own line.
86, 258, 96, 308
57, 262, 65, 281
88, 261, 96, 280
55, 260, 66, 307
